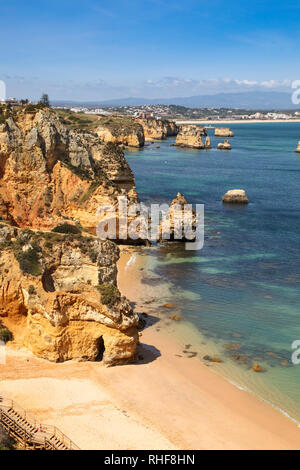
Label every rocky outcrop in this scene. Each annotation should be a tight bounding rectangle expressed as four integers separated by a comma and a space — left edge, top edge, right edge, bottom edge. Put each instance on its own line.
0, 108, 139, 235
175, 125, 206, 149
0, 224, 138, 365
222, 189, 249, 204
217, 140, 231, 150
205, 137, 211, 149
159, 192, 197, 241
215, 127, 234, 137
295, 141, 300, 153
137, 118, 178, 140
95, 117, 144, 148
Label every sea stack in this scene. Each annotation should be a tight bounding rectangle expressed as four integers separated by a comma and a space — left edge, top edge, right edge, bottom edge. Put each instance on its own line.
215, 127, 234, 137
205, 137, 211, 149
222, 189, 249, 204
218, 140, 232, 150
295, 141, 300, 153
175, 125, 206, 149
159, 192, 197, 241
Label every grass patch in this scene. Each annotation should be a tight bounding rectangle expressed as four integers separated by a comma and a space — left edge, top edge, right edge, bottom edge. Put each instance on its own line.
97, 283, 120, 307
60, 161, 92, 181
79, 181, 101, 203
98, 116, 140, 137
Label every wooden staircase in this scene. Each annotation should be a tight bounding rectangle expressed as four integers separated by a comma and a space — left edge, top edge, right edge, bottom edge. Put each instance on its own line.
0, 395, 80, 450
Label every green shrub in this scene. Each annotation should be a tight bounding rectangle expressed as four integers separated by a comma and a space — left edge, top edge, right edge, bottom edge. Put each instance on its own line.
89, 251, 98, 263
97, 283, 120, 307
14, 243, 42, 276
28, 285, 36, 295
0, 324, 13, 343
52, 223, 81, 235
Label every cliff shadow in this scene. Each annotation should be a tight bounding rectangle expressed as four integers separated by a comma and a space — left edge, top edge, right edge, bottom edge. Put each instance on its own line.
139, 312, 160, 330
136, 342, 161, 365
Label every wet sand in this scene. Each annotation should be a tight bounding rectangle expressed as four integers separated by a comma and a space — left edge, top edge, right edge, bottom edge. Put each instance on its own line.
1, 247, 300, 450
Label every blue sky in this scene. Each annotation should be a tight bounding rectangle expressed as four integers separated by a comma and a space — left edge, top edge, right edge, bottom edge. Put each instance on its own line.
1, 0, 299, 100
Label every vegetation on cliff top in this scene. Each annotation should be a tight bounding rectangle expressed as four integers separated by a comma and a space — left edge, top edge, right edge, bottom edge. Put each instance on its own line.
53, 109, 99, 131
97, 116, 141, 137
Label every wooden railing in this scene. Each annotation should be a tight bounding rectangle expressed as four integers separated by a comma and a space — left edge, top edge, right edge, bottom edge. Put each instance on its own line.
0, 395, 80, 450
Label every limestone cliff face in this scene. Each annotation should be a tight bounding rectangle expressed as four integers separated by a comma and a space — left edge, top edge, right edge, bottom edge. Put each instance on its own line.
175, 125, 206, 149
95, 117, 145, 148
214, 127, 234, 137
0, 109, 138, 232
137, 118, 178, 140
0, 224, 138, 365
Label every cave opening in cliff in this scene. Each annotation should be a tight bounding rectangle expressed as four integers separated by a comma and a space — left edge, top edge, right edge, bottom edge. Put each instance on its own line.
42, 270, 55, 292
95, 336, 105, 362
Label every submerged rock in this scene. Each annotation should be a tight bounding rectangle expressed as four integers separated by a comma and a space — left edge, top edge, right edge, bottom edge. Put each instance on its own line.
252, 363, 263, 372
222, 189, 249, 204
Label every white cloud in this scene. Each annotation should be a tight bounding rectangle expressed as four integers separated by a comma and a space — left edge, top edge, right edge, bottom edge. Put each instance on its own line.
1, 74, 294, 101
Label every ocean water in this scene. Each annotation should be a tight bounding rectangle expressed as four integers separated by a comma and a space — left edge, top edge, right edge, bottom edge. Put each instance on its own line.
125, 123, 300, 423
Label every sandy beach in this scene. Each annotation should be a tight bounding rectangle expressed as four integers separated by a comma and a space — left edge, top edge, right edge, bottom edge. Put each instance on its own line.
1, 247, 300, 450
176, 119, 300, 125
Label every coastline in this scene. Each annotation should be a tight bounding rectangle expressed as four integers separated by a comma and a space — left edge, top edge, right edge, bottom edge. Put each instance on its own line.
175, 119, 300, 125
1, 247, 300, 449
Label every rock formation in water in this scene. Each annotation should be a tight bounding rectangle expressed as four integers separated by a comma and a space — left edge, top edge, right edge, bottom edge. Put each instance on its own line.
137, 118, 178, 140
0, 224, 138, 365
159, 192, 197, 241
205, 137, 211, 149
175, 125, 206, 149
0, 108, 139, 233
95, 117, 145, 148
222, 189, 249, 204
215, 127, 234, 137
295, 141, 300, 153
217, 140, 232, 150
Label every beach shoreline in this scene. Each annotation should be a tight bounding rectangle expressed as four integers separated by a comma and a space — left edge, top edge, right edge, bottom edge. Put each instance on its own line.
1, 246, 300, 450
175, 119, 300, 125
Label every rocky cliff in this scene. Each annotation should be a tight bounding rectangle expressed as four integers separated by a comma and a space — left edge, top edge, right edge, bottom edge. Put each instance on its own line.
137, 118, 178, 140
0, 107, 142, 365
0, 108, 139, 233
175, 125, 206, 149
0, 224, 138, 364
95, 117, 145, 148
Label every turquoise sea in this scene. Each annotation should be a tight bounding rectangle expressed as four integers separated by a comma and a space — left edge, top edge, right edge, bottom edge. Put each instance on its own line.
125, 123, 300, 423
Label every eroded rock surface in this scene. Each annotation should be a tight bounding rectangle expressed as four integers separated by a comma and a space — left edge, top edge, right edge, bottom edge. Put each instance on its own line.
137, 118, 178, 140
0, 109, 139, 232
215, 127, 234, 137
0, 225, 138, 365
175, 125, 206, 149
222, 189, 249, 204
95, 117, 145, 148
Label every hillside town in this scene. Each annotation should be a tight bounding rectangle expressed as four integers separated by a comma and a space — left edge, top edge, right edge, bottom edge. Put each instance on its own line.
1, 97, 300, 121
